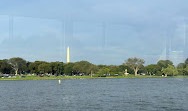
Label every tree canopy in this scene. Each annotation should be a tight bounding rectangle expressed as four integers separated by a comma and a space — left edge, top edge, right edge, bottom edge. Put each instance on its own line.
125, 57, 145, 76
145, 64, 160, 75
157, 60, 173, 69
177, 63, 186, 69
1, 57, 188, 76
0, 59, 13, 74
8, 57, 27, 75
185, 58, 188, 65
162, 65, 178, 76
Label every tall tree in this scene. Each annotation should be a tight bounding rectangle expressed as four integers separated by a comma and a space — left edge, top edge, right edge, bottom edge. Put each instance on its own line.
162, 65, 178, 76
64, 63, 75, 76
184, 66, 188, 75
119, 65, 133, 74
157, 60, 173, 69
145, 64, 160, 75
125, 57, 145, 76
185, 58, 188, 65
177, 63, 186, 69
73, 61, 96, 75
8, 57, 27, 75
97, 68, 110, 76
25, 62, 31, 74
38, 63, 51, 74
29, 61, 46, 74
49, 62, 64, 75
108, 65, 120, 75
0, 59, 13, 74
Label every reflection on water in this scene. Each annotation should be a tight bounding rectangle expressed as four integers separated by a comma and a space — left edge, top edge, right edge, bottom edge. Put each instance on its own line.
0, 78, 188, 111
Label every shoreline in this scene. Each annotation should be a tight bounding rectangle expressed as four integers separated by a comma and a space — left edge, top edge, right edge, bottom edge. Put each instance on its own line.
1, 75, 188, 81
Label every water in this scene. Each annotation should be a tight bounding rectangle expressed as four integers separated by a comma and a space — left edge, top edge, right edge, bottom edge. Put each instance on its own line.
0, 78, 188, 111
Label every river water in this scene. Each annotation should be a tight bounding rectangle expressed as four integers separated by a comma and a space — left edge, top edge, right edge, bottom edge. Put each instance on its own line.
0, 77, 188, 111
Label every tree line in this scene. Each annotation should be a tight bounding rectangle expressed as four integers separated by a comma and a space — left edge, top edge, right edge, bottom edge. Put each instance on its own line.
1, 57, 188, 76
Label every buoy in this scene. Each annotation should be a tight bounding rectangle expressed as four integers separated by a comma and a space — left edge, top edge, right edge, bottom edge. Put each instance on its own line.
59, 80, 61, 84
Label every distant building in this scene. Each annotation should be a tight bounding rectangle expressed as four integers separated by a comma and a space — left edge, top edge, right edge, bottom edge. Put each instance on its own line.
67, 46, 70, 63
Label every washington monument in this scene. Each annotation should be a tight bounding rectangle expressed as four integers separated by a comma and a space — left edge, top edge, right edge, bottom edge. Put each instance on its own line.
67, 46, 70, 63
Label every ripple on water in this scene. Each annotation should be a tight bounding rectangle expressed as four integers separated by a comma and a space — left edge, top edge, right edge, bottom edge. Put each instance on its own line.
0, 78, 188, 111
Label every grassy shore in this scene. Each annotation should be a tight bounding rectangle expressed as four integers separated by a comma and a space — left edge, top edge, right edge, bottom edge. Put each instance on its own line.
1, 75, 188, 81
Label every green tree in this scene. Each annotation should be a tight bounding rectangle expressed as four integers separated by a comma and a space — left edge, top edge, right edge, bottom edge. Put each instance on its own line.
138, 65, 147, 74
97, 68, 110, 76
49, 62, 64, 75
29, 61, 46, 74
107, 65, 119, 75
185, 58, 188, 65
177, 63, 186, 69
25, 62, 31, 74
111, 65, 119, 74
162, 65, 178, 76
89, 64, 97, 74
184, 66, 188, 75
145, 64, 160, 75
97, 65, 108, 69
56, 62, 64, 75
177, 69, 186, 75
124, 57, 145, 76
38, 63, 51, 74
73, 61, 96, 75
119, 65, 133, 74
157, 60, 173, 69
177, 63, 186, 75
8, 57, 27, 75
0, 59, 13, 74
64, 63, 75, 76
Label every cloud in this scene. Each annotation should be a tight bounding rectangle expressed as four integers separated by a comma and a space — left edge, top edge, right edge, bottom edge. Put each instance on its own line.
0, 0, 188, 64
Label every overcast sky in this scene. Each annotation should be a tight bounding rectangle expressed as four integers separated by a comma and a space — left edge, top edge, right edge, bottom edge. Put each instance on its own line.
0, 0, 188, 65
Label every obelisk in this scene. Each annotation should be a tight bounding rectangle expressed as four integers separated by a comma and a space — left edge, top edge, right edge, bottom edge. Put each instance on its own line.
67, 46, 70, 63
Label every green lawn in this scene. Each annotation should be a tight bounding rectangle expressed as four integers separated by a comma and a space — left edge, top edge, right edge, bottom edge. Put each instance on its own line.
0, 75, 188, 81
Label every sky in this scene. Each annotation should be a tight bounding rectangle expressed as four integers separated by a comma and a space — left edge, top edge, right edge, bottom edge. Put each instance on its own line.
0, 0, 188, 65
